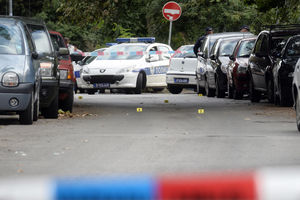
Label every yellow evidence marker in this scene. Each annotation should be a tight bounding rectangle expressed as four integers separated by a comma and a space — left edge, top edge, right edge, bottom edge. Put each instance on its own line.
78, 96, 83, 99
198, 94, 203, 96
198, 109, 205, 114
137, 108, 143, 112
164, 100, 169, 103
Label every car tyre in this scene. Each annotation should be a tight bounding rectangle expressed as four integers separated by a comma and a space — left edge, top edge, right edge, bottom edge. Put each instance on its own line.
60, 88, 74, 112
267, 79, 274, 103
228, 80, 234, 99
33, 93, 39, 121
215, 77, 225, 98
249, 77, 261, 103
296, 94, 300, 132
233, 89, 243, 100
279, 85, 293, 106
167, 84, 183, 94
19, 92, 34, 125
205, 78, 215, 97
134, 73, 143, 94
43, 94, 58, 119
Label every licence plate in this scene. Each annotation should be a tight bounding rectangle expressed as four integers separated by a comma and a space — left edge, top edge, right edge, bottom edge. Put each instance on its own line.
174, 78, 189, 83
93, 83, 110, 88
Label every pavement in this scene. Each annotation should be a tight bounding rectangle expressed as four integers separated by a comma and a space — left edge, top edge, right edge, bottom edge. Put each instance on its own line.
0, 91, 299, 177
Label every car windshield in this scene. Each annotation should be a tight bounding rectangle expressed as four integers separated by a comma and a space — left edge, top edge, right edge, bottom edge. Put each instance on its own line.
96, 44, 147, 60
0, 23, 24, 55
237, 39, 255, 57
286, 38, 300, 57
219, 40, 239, 56
173, 45, 195, 58
29, 25, 51, 54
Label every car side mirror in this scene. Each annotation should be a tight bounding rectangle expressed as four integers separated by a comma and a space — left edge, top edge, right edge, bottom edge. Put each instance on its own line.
229, 55, 235, 61
59, 47, 69, 56
32, 51, 39, 59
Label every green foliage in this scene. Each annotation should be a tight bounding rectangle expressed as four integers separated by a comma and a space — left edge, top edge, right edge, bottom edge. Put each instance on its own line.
1, 0, 299, 50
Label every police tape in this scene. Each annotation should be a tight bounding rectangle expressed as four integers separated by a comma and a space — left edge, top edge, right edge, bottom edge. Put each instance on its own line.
75, 50, 194, 57
1, 167, 300, 200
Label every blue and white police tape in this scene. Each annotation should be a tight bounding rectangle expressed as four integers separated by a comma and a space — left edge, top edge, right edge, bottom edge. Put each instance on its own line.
80, 50, 194, 57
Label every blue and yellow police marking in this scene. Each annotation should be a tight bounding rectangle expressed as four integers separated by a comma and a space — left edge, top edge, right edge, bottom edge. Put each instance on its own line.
198, 109, 205, 114
137, 108, 143, 112
198, 94, 203, 97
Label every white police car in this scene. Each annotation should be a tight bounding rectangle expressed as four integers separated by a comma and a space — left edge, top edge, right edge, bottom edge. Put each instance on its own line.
81, 37, 173, 94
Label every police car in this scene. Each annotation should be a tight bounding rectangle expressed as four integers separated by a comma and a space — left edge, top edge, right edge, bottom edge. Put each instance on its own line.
81, 37, 173, 94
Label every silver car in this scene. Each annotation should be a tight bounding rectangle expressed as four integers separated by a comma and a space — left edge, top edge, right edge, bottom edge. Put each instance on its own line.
0, 17, 40, 124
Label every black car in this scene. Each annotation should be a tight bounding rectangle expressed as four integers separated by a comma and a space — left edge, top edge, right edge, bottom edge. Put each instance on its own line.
273, 35, 300, 106
248, 24, 300, 103
210, 37, 245, 98
22, 17, 68, 118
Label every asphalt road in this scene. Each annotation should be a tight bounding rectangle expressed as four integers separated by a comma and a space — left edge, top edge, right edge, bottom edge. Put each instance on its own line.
0, 90, 299, 177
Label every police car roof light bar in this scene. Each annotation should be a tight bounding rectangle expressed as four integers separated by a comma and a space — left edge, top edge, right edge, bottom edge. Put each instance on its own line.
116, 37, 155, 43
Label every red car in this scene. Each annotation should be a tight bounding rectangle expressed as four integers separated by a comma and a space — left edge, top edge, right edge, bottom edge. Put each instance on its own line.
49, 31, 75, 112
227, 37, 257, 99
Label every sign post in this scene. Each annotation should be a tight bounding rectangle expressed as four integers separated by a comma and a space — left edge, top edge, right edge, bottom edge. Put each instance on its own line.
162, 1, 181, 46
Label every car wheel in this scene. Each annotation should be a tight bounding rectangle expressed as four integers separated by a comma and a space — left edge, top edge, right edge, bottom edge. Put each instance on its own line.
233, 89, 243, 100
227, 79, 233, 99
205, 78, 215, 97
215, 77, 225, 98
33, 93, 39, 121
296, 94, 300, 132
167, 84, 183, 94
267, 79, 274, 103
134, 73, 143, 94
274, 82, 280, 105
42, 94, 58, 119
60, 88, 74, 112
249, 77, 261, 103
279, 84, 293, 106
19, 92, 34, 125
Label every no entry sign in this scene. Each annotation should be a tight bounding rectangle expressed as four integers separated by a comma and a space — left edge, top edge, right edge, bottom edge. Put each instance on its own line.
162, 1, 182, 21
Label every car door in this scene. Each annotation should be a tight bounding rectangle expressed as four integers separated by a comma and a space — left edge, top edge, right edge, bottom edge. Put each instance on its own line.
249, 34, 269, 90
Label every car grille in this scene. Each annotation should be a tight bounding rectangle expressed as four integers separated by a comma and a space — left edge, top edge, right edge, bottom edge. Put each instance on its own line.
83, 75, 124, 84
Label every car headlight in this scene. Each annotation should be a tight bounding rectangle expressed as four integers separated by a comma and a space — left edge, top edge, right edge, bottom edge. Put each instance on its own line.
221, 65, 227, 74
59, 69, 68, 80
40, 62, 53, 77
2, 72, 19, 87
118, 66, 135, 74
82, 66, 89, 74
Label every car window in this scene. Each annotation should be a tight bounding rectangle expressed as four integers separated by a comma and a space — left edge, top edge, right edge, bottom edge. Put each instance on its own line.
237, 40, 256, 57
0, 23, 24, 55
253, 35, 263, 54
271, 37, 288, 56
218, 39, 239, 56
260, 35, 268, 53
286, 37, 300, 57
28, 24, 52, 54
158, 46, 172, 60
96, 44, 147, 60
50, 33, 69, 60
173, 45, 195, 58
24, 25, 34, 53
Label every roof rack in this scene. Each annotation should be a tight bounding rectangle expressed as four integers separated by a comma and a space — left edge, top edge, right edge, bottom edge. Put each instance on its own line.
263, 24, 300, 32
116, 37, 155, 43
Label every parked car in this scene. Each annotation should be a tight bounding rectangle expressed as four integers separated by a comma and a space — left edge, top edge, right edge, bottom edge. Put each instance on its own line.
248, 24, 300, 103
81, 37, 173, 94
210, 36, 246, 98
196, 32, 253, 97
74, 48, 107, 94
273, 35, 300, 106
292, 58, 300, 131
0, 16, 40, 124
166, 45, 197, 94
50, 31, 75, 112
227, 37, 257, 99
22, 17, 67, 118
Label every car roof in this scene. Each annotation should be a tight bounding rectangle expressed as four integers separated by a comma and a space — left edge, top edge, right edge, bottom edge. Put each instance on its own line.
206, 32, 254, 39
0, 15, 45, 26
260, 25, 300, 37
